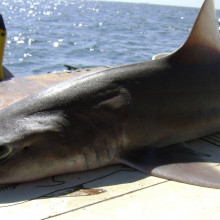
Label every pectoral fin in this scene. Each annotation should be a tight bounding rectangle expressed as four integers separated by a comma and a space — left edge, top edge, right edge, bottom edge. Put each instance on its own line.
120, 143, 220, 188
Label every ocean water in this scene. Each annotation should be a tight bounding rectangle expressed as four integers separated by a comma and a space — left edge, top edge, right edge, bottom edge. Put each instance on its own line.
1, 0, 220, 77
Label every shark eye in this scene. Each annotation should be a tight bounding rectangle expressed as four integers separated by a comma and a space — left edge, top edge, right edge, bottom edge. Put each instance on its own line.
0, 145, 12, 161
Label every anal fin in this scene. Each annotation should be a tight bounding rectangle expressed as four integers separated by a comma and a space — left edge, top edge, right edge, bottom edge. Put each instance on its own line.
120, 143, 220, 188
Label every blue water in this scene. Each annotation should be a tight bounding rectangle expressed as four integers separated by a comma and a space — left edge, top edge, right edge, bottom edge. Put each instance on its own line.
1, 0, 220, 77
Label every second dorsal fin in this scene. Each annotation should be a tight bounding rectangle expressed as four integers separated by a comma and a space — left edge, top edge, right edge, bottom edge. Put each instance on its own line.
169, 0, 220, 65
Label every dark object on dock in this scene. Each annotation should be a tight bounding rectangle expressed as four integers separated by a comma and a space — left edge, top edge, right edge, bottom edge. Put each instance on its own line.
3, 66, 13, 80
64, 64, 80, 70
0, 14, 6, 31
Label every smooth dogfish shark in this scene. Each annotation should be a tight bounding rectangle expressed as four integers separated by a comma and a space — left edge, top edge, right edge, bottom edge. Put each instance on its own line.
0, 0, 220, 188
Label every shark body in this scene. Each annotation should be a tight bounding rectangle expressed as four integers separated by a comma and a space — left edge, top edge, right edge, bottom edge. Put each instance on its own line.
0, 0, 220, 188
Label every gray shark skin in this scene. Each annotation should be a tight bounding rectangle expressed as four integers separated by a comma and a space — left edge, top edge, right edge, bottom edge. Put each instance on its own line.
1, 0, 220, 188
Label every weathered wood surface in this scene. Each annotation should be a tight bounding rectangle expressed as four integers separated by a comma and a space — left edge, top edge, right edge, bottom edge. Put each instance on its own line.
0, 67, 109, 110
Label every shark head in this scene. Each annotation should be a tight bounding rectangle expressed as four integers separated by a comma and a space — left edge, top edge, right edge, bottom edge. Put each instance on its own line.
0, 95, 83, 184
0, 109, 96, 184
0, 133, 67, 184
0, 87, 115, 184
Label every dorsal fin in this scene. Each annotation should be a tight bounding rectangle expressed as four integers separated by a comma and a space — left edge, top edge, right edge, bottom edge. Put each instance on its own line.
169, 0, 220, 65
